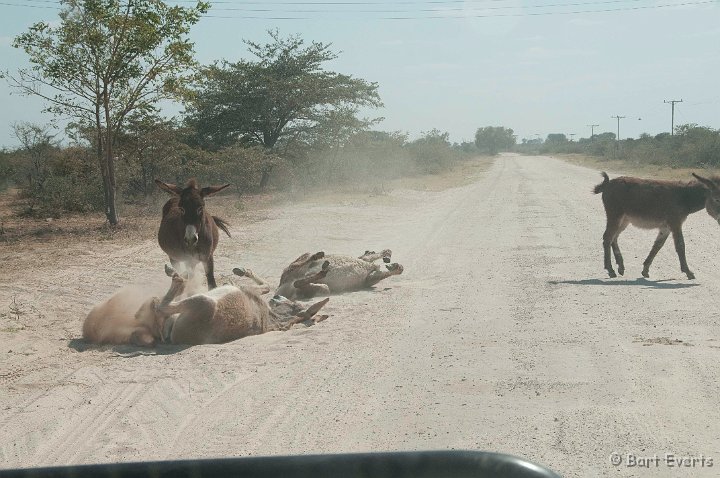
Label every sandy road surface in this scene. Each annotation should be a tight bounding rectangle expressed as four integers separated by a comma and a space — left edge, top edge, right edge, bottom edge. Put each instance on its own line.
1, 154, 719, 477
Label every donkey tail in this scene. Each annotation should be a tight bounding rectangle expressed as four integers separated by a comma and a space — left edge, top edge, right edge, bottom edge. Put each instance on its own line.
593, 172, 610, 194
213, 216, 231, 238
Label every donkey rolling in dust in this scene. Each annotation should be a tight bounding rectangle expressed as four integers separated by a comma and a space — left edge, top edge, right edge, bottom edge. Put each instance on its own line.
83, 266, 329, 347
276, 249, 404, 300
155, 178, 231, 289
594, 171, 720, 279
158, 266, 330, 345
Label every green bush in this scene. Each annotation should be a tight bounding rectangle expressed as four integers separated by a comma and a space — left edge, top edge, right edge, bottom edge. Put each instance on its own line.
16, 146, 104, 217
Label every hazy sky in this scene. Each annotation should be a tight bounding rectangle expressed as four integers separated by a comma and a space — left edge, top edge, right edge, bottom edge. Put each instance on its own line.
1, 0, 718, 148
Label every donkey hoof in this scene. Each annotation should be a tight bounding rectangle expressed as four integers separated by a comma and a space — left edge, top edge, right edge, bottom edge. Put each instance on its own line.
607, 270, 617, 278
686, 271, 696, 280
641, 269, 649, 278
618, 267, 625, 276
232, 267, 247, 277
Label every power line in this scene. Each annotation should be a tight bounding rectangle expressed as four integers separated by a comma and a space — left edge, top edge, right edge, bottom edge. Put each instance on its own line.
611, 115, 625, 156
0, 1, 57, 8
664, 99, 683, 135
166, 0, 655, 12
611, 115, 626, 139
9, 0, 690, 4
204, 0, 720, 19
586, 123, 599, 140
1, 0, 716, 18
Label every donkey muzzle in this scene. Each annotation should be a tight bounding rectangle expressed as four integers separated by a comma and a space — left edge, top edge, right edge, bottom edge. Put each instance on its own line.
184, 225, 199, 247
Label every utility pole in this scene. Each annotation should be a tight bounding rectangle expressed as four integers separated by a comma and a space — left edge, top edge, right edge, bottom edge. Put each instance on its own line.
611, 115, 625, 157
664, 99, 683, 135
587, 124, 599, 141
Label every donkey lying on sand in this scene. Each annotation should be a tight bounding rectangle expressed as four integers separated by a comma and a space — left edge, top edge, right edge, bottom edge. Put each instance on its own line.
158, 266, 329, 345
594, 171, 720, 279
83, 267, 329, 347
276, 249, 404, 300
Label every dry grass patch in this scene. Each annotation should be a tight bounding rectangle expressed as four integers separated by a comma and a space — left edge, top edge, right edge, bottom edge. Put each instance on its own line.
556, 153, 720, 181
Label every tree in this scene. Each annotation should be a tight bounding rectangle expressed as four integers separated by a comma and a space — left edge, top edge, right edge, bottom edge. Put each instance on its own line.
115, 114, 190, 197
11, 122, 59, 188
409, 129, 456, 173
474, 126, 516, 155
185, 30, 383, 185
545, 133, 568, 145
6, 0, 209, 224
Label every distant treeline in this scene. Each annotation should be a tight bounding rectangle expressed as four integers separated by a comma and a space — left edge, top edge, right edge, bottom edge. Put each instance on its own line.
515, 124, 720, 168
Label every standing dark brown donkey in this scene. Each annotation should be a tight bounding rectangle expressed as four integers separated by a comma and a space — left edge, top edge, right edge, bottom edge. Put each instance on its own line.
594, 172, 720, 279
156, 179, 231, 289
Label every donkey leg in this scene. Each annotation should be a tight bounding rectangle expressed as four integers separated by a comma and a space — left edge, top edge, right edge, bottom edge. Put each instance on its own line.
642, 228, 670, 278
203, 256, 217, 289
161, 274, 186, 306
602, 216, 622, 278
611, 241, 624, 276
288, 252, 325, 269
293, 262, 329, 289
232, 267, 271, 295
671, 225, 695, 279
611, 220, 629, 276
359, 249, 392, 263
365, 263, 404, 287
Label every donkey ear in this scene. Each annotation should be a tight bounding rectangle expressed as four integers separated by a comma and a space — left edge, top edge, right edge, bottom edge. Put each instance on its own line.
298, 298, 330, 320
155, 179, 182, 195
692, 173, 717, 190
200, 184, 231, 197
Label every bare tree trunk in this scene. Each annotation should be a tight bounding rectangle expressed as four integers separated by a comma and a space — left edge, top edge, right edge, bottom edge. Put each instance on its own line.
105, 142, 118, 225
95, 110, 112, 221
103, 91, 119, 225
259, 165, 273, 190
259, 135, 278, 190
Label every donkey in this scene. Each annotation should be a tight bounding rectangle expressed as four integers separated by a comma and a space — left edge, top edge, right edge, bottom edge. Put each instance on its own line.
593, 171, 720, 279
82, 274, 186, 346
155, 178, 231, 289
275, 249, 404, 300
157, 266, 330, 345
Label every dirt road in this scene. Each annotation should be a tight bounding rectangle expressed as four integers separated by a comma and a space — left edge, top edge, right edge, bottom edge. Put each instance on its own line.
2, 154, 719, 477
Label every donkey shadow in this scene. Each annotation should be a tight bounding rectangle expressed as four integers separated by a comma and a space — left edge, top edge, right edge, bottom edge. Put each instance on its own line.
68, 338, 190, 356
548, 277, 699, 290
